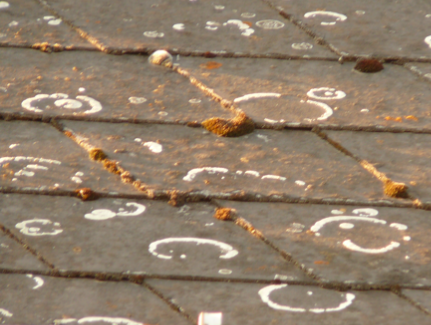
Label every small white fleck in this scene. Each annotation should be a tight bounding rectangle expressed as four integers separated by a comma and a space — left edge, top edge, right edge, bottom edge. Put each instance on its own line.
295, 180, 306, 186
390, 223, 408, 231
256, 20, 284, 29
292, 42, 313, 50
173, 23, 185, 31
339, 222, 354, 229
158, 111, 168, 116
426, 14, 431, 18
218, 269, 232, 275
214, 5, 225, 10
143, 141, 162, 153
75, 171, 84, 176
48, 18, 62, 26
144, 31, 164, 38
0, 243, 9, 248
180, 254, 186, 259
356, 10, 365, 15
43, 16, 55, 20
8, 20, 18, 27
189, 98, 201, 104
12, 178, 17, 181
0, 1, 10, 9
405, 255, 410, 260
9, 143, 19, 149
129, 97, 147, 104
331, 209, 344, 215
360, 108, 369, 113
307, 291, 313, 296
71, 176, 82, 184
241, 12, 256, 18
403, 236, 411, 241
78, 87, 85, 92
205, 223, 214, 226
134, 138, 142, 142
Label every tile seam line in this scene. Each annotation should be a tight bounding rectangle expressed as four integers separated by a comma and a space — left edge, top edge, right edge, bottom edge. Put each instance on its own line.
312, 127, 420, 203
4, 115, 431, 137
1, 187, 428, 210
0, 223, 56, 270
4, 43, 431, 64
1, 267, 426, 291
392, 288, 431, 317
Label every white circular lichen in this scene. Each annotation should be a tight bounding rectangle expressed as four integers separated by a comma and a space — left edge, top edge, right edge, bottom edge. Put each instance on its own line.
292, 42, 313, 50
143, 31, 164, 38
129, 97, 147, 104
256, 20, 284, 29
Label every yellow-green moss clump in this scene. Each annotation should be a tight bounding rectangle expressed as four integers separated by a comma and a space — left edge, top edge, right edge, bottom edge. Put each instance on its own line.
384, 180, 408, 198
88, 148, 107, 161
202, 112, 255, 137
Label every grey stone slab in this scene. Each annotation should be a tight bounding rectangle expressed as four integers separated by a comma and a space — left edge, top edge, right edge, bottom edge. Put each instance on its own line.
405, 62, 431, 83
326, 131, 431, 202
0, 273, 189, 325
147, 279, 431, 324
0, 48, 231, 122
271, 0, 431, 58
178, 57, 431, 129
44, 0, 336, 57
0, 0, 91, 47
0, 230, 48, 271
0, 194, 306, 281
0, 121, 137, 193
62, 120, 385, 200
218, 201, 431, 286
403, 290, 431, 313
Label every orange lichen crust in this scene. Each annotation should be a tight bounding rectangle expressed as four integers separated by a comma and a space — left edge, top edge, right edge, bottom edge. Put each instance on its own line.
103, 159, 121, 175
384, 180, 409, 198
88, 148, 107, 161
168, 190, 186, 207
354, 58, 384, 73
75, 188, 98, 201
202, 112, 255, 137
214, 207, 237, 221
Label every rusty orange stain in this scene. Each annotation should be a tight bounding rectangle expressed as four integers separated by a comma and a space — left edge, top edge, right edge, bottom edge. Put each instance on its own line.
200, 61, 223, 70
314, 260, 330, 265
405, 115, 419, 121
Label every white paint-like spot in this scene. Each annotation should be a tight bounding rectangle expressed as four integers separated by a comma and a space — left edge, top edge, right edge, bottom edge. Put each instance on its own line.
343, 239, 400, 254
71, 176, 82, 184
205, 223, 214, 226
307, 87, 346, 100
0, 157, 61, 165
78, 87, 85, 92
245, 170, 260, 177
424, 36, 431, 48
55, 317, 144, 325
44, 16, 55, 20
158, 111, 168, 116
331, 209, 344, 215
128, 97, 147, 104
304, 100, 333, 121
8, 20, 18, 27
75, 171, 84, 176
183, 167, 229, 181
234, 92, 281, 103
257, 134, 270, 142
307, 291, 313, 296
295, 180, 306, 186
143, 141, 162, 153
55, 99, 83, 109
48, 18, 62, 26
189, 98, 201, 104
205, 21, 220, 31
214, 5, 225, 10
218, 269, 232, 275
259, 284, 355, 313
360, 108, 369, 113
26, 274, 44, 289
9, 143, 19, 149
85, 203, 146, 220
352, 208, 378, 217
241, 12, 256, 18
0, 1, 10, 9
405, 255, 410, 260
0, 243, 9, 248
0, 308, 12, 318
264, 118, 279, 124
144, 31, 164, 38
149, 237, 238, 260
198, 312, 223, 325
292, 42, 313, 50
76, 95, 102, 114
262, 175, 287, 181
339, 223, 354, 229
236, 170, 243, 175
403, 236, 411, 241
426, 14, 431, 18
173, 23, 185, 31
134, 138, 142, 142
180, 254, 186, 259
223, 19, 254, 36
22, 94, 102, 114
390, 223, 408, 231
356, 10, 365, 15
256, 20, 284, 29
15, 219, 63, 236
311, 216, 386, 233
304, 11, 347, 26
15, 170, 35, 177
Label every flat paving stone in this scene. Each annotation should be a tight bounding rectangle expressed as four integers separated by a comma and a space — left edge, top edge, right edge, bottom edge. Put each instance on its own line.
147, 279, 431, 324
0, 48, 231, 122
0, 0, 91, 48
326, 130, 431, 202
44, 0, 336, 57
0, 273, 190, 325
63, 120, 385, 200
0, 231, 48, 271
270, 0, 431, 58
0, 121, 137, 193
178, 57, 431, 129
0, 194, 306, 281
218, 201, 431, 286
